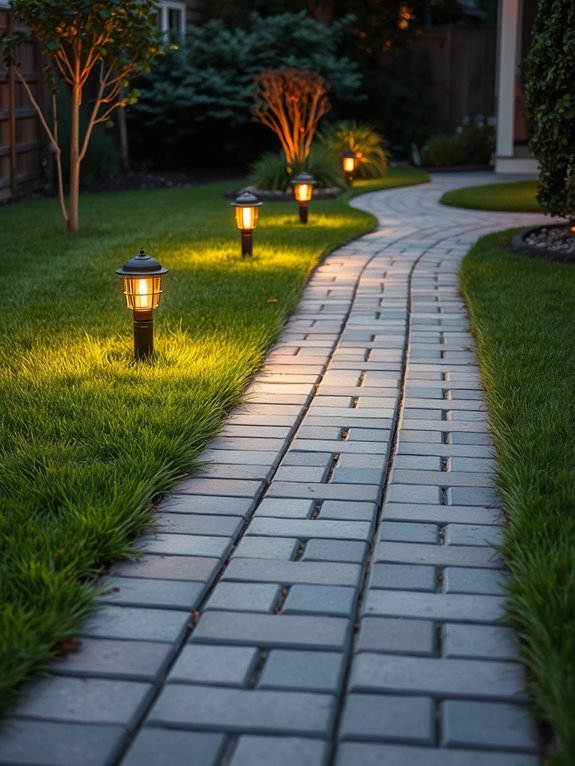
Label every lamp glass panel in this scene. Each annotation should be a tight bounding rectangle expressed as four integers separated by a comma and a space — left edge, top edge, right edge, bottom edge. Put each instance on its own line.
343, 156, 355, 173
295, 183, 312, 202
235, 205, 258, 230
124, 276, 162, 311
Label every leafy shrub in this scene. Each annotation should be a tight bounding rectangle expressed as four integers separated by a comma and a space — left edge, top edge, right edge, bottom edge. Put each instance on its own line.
248, 145, 346, 191
420, 122, 493, 167
524, 0, 575, 222
129, 11, 363, 164
320, 120, 388, 178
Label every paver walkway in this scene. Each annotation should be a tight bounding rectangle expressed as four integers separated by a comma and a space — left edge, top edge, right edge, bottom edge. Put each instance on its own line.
1, 173, 548, 766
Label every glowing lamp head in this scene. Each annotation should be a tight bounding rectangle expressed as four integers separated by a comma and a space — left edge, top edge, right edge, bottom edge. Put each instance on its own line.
231, 191, 262, 231
116, 248, 168, 316
290, 171, 317, 203
342, 149, 356, 175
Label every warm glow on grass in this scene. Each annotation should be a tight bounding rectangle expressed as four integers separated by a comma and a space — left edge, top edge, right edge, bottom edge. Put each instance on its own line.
0, 169, 428, 707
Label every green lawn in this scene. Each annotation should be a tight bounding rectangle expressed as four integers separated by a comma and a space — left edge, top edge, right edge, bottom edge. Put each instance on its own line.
0, 167, 427, 707
461, 233, 575, 766
441, 179, 542, 212
348, 168, 429, 197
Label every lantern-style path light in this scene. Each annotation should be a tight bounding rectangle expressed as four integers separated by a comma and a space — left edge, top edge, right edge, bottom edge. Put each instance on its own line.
342, 149, 357, 185
231, 191, 263, 258
290, 171, 317, 224
116, 248, 168, 361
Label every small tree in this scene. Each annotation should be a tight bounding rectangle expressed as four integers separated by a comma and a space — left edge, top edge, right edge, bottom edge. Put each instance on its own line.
1, 0, 161, 231
252, 67, 330, 168
524, 0, 575, 223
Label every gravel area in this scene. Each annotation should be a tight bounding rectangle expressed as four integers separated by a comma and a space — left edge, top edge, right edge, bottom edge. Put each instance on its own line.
514, 223, 575, 261
512, 224, 575, 263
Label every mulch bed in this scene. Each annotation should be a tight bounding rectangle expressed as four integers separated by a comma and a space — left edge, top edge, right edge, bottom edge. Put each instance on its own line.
511, 223, 575, 264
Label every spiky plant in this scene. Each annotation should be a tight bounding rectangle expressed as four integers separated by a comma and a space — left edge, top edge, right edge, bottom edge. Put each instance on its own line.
320, 120, 388, 178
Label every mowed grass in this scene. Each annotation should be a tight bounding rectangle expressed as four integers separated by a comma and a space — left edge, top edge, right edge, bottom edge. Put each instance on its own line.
348, 168, 429, 197
461, 232, 575, 766
0, 168, 427, 707
441, 179, 542, 212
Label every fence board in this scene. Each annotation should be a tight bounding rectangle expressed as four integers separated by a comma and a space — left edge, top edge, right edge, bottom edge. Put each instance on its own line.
383, 26, 496, 131
0, 7, 48, 202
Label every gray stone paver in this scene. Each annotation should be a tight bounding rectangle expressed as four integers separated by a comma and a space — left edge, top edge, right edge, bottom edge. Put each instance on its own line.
229, 736, 329, 766
51, 638, 172, 681
8, 677, 153, 727
122, 730, 226, 766
0, 720, 126, 766
190, 611, 350, 650
96, 576, 204, 609
339, 693, 434, 744
147, 685, 335, 735
167, 645, 259, 686
257, 650, 346, 693
3, 174, 546, 765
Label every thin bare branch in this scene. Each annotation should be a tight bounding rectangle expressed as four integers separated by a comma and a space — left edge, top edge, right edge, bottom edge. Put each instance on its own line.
252, 67, 330, 168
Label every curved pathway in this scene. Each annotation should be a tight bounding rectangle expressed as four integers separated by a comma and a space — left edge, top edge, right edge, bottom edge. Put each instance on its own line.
1, 174, 547, 766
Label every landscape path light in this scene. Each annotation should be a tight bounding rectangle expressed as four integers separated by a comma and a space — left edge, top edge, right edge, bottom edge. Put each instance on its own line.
342, 149, 357, 185
290, 171, 317, 224
231, 191, 263, 258
116, 247, 168, 361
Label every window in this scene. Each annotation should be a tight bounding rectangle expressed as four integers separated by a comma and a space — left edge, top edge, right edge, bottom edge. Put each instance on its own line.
158, 1, 186, 41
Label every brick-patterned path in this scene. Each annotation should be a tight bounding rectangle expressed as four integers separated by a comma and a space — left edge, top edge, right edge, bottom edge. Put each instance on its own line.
1, 174, 546, 766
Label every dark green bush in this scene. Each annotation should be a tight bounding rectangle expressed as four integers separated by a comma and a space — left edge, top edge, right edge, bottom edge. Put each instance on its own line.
524, 0, 575, 223
420, 122, 493, 167
129, 12, 363, 166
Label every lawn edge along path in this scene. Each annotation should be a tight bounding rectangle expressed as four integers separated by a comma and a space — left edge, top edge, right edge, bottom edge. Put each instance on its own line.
0, 172, 553, 766
0, 169, 425, 709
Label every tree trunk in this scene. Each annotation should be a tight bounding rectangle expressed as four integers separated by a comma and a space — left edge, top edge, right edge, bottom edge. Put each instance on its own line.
68, 80, 81, 232
118, 106, 130, 172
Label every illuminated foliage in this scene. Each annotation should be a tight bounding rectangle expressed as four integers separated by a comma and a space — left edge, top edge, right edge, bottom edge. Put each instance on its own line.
252, 67, 330, 167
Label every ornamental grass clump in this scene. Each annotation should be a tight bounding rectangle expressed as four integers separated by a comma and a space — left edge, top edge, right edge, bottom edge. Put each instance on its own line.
248, 144, 346, 192
320, 121, 388, 178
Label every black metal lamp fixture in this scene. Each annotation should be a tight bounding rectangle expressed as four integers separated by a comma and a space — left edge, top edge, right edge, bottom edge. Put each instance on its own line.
231, 191, 263, 258
290, 171, 317, 224
342, 149, 357, 184
116, 248, 168, 360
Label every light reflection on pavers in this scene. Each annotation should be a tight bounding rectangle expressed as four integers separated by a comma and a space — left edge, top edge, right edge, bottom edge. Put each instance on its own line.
2, 173, 549, 765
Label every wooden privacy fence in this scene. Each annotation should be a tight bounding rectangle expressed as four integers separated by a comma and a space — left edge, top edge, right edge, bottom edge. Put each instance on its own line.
0, 6, 48, 203
383, 26, 497, 131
